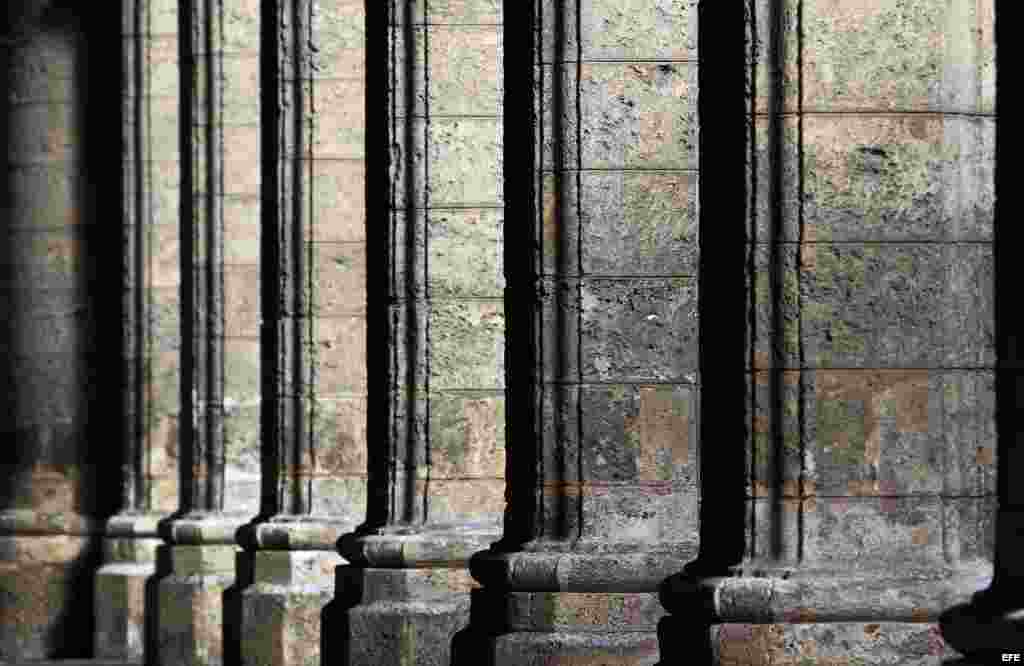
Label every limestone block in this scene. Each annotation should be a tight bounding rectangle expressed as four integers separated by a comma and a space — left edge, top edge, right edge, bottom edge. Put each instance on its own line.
580, 171, 699, 277
309, 395, 368, 473
580, 278, 698, 383
426, 26, 502, 116
223, 337, 262, 402
346, 598, 471, 666
425, 478, 506, 525
428, 300, 505, 390
307, 477, 367, 520
223, 264, 261, 337
581, 0, 697, 61
578, 63, 698, 170
426, 117, 503, 206
392, 0, 501, 25
312, 0, 366, 79
312, 315, 367, 396
313, 78, 366, 159
429, 391, 505, 479
222, 0, 260, 55
222, 204, 262, 266
427, 209, 504, 299
220, 54, 261, 126
305, 159, 365, 243
802, 115, 995, 242
312, 242, 366, 316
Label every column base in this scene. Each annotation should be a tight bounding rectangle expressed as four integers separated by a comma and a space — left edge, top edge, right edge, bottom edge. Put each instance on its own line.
0, 530, 97, 660
456, 588, 667, 665
94, 514, 163, 659
337, 566, 480, 666
157, 544, 243, 666
239, 550, 344, 666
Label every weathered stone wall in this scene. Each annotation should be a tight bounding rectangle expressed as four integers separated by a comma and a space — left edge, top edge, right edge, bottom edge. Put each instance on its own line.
0, 0, 1007, 664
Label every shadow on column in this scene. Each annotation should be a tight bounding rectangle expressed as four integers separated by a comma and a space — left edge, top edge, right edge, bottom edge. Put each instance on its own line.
940, 1, 1019, 662
0, 1, 124, 659
656, 0, 750, 663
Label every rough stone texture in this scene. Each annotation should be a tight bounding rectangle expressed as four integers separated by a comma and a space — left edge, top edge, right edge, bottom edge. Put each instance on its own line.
712, 622, 958, 665
157, 546, 239, 666
0, 1, 1007, 665
340, 567, 478, 666
239, 552, 344, 666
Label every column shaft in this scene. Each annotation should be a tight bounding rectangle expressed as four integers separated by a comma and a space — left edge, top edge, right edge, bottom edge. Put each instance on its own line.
95, 0, 183, 659
661, 0, 998, 662
333, 0, 507, 664
237, 1, 365, 663
157, 0, 261, 663
469, 0, 701, 663
0, 2, 108, 658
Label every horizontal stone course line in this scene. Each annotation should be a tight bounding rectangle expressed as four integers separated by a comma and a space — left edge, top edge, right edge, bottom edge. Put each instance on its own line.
744, 493, 998, 499
403, 113, 503, 120
749, 240, 993, 245
541, 380, 701, 387
536, 274, 698, 280
540, 167, 700, 174
284, 156, 365, 163
752, 110, 996, 118
746, 366, 996, 371
389, 22, 503, 27
190, 49, 259, 58
539, 59, 699, 65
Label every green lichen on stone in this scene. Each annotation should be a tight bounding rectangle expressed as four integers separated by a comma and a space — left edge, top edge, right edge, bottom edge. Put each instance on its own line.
432, 397, 467, 470
806, 0, 944, 108
817, 399, 866, 467
827, 319, 866, 358
911, 462, 931, 485
815, 245, 866, 292
754, 432, 771, 471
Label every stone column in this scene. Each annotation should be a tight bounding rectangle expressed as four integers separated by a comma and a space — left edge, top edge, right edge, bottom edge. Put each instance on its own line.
236, 1, 366, 664
939, 3, 1022, 655
332, 0, 507, 664
0, 1, 106, 658
94, 0, 182, 658
157, 0, 262, 663
660, 0, 997, 662
467, 0, 701, 663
